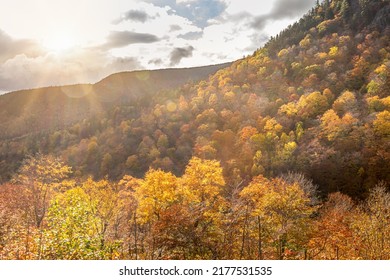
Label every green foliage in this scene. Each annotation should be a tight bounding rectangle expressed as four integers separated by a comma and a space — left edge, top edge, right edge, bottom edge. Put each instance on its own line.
42, 188, 105, 259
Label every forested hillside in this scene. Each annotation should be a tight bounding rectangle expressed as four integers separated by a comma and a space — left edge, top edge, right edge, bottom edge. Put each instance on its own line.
0, 0, 389, 260
0, 63, 230, 180
0, 63, 229, 140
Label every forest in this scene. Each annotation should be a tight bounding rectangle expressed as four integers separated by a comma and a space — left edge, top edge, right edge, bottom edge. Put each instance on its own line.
0, 0, 389, 259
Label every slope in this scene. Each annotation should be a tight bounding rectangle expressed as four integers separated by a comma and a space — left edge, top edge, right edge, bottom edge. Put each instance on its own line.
0, 63, 230, 140
1, 0, 389, 200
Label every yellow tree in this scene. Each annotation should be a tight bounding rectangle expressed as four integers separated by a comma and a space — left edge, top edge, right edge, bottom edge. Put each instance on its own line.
179, 157, 227, 259
135, 169, 178, 223
352, 183, 390, 259
373, 110, 390, 137
240, 176, 315, 259
134, 169, 179, 259
237, 176, 270, 259
81, 178, 120, 254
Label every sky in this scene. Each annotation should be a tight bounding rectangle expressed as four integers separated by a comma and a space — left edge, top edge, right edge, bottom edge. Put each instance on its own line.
0, 0, 314, 93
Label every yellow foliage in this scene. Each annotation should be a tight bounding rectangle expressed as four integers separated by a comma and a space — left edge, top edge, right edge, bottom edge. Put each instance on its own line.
264, 118, 283, 134
373, 110, 390, 137
329, 46, 339, 57
180, 157, 225, 206
135, 169, 178, 223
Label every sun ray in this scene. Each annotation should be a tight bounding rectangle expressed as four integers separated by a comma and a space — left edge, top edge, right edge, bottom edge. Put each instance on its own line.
43, 35, 76, 53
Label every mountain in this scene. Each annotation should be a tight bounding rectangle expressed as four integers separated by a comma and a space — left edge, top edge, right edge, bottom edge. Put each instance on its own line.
0, 63, 230, 140
1, 0, 389, 261
1, 0, 389, 199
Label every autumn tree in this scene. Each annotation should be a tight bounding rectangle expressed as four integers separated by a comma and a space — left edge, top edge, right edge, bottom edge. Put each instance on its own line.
352, 183, 390, 259
116, 175, 140, 259
239, 176, 315, 259
308, 192, 356, 259
0, 183, 39, 259
179, 157, 227, 259
42, 187, 118, 259
134, 169, 179, 259
12, 154, 72, 228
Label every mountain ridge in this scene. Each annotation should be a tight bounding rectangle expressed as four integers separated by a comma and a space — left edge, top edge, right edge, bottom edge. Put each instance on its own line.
0, 62, 231, 140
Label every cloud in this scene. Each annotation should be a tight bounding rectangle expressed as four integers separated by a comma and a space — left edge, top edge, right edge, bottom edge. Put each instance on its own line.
108, 56, 143, 72
0, 29, 43, 63
113, 10, 155, 24
102, 31, 160, 50
143, 0, 227, 28
169, 25, 182, 32
169, 46, 194, 66
148, 58, 163, 66
178, 31, 203, 40
176, 0, 197, 3
251, 0, 313, 30
0, 49, 142, 92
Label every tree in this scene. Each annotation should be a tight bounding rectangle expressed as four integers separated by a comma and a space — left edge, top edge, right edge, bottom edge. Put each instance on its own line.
117, 175, 140, 259
308, 192, 356, 259
100, 153, 113, 176
81, 178, 120, 253
297, 91, 329, 120
135, 169, 178, 224
332, 91, 357, 115
179, 157, 227, 259
239, 176, 315, 259
340, 0, 351, 20
0, 183, 39, 259
352, 183, 390, 259
12, 154, 72, 228
134, 169, 179, 259
373, 110, 390, 138
42, 187, 116, 259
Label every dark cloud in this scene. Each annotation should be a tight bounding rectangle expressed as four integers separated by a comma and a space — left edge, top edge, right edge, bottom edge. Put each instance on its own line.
113, 10, 154, 24
0, 29, 42, 63
144, 0, 227, 28
102, 31, 160, 50
245, 33, 270, 52
169, 25, 182, 32
109, 57, 142, 72
148, 58, 163, 66
178, 31, 203, 40
251, 0, 313, 30
169, 46, 194, 66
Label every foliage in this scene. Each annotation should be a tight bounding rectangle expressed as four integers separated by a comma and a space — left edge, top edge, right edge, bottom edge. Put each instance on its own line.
0, 0, 389, 260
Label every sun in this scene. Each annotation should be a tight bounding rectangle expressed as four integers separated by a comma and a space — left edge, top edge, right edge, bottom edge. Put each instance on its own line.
43, 35, 76, 53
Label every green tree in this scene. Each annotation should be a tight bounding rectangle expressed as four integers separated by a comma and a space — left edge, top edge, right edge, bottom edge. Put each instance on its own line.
42, 187, 116, 259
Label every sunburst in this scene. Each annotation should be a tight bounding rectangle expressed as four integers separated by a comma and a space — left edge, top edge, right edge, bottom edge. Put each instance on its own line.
43, 35, 76, 53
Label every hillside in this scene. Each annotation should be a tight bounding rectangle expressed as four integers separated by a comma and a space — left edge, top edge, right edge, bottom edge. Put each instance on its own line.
0, 63, 230, 141
0, 1, 389, 196
0, 0, 389, 260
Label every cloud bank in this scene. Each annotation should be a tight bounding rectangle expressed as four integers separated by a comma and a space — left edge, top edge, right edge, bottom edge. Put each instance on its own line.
251, 0, 313, 30
0, 0, 316, 92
